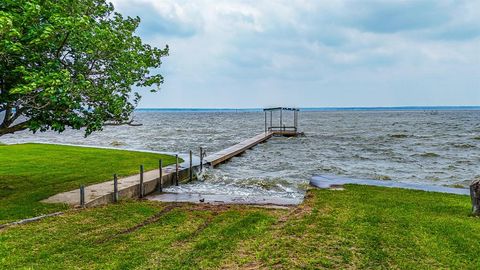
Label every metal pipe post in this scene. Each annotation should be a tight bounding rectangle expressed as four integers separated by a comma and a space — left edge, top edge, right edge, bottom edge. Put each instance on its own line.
139, 165, 144, 198
264, 111, 267, 134
113, 174, 118, 202
280, 109, 283, 130
158, 159, 163, 192
294, 111, 297, 130
175, 154, 179, 186
80, 185, 85, 207
189, 150, 193, 181
296, 110, 299, 130
200, 147, 203, 172
270, 111, 273, 129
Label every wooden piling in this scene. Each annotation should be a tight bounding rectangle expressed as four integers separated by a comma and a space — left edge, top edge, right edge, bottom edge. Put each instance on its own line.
200, 147, 204, 172
280, 109, 283, 129
175, 155, 179, 186
189, 150, 193, 181
158, 159, 163, 193
270, 111, 273, 129
113, 174, 118, 202
139, 165, 144, 198
79, 185, 85, 207
264, 111, 267, 133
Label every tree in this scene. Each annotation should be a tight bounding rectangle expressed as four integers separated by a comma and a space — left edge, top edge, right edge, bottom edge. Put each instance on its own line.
0, 0, 168, 137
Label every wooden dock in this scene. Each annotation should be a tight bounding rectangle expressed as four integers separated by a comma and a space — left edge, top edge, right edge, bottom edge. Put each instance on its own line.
204, 107, 302, 167
205, 130, 299, 167
43, 107, 302, 207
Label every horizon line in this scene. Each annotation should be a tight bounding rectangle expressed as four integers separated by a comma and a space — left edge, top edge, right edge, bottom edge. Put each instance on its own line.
136, 105, 480, 110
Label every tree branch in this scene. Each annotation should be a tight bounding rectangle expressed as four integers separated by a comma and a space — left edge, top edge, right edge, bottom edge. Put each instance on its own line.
55, 32, 70, 59
0, 121, 29, 136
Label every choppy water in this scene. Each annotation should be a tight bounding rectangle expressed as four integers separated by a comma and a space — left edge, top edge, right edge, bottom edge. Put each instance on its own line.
2, 110, 480, 201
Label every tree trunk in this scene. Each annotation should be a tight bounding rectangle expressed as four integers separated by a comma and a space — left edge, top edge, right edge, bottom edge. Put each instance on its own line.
470, 179, 480, 216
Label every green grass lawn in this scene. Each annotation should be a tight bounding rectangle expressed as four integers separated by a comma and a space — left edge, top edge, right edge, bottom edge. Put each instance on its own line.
0, 143, 177, 223
1, 186, 479, 269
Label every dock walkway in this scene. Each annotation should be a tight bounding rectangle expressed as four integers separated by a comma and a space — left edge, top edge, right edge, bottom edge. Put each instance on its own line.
43, 158, 198, 207
205, 130, 300, 167
205, 131, 273, 167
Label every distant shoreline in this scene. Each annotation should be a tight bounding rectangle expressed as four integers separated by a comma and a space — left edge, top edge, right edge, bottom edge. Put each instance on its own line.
136, 106, 480, 112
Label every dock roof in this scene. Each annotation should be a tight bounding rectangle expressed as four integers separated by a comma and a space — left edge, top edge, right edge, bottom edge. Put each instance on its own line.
263, 107, 300, 112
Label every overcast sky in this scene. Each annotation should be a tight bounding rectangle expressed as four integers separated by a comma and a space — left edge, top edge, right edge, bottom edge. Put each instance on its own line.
111, 0, 480, 108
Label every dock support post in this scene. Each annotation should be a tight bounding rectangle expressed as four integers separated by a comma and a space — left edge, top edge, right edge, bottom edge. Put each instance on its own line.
280, 109, 283, 130
189, 150, 193, 181
79, 185, 85, 207
264, 111, 267, 134
270, 111, 273, 130
294, 110, 298, 131
139, 165, 144, 198
200, 147, 204, 172
175, 155, 179, 186
158, 160, 163, 193
113, 174, 119, 202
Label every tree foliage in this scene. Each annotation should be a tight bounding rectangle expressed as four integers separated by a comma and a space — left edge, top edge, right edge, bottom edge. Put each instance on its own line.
0, 0, 168, 136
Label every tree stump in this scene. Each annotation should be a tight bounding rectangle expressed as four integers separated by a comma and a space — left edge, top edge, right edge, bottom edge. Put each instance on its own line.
470, 179, 480, 216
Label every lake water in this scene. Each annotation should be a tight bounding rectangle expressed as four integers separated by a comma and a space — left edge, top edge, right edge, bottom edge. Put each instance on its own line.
3, 109, 480, 202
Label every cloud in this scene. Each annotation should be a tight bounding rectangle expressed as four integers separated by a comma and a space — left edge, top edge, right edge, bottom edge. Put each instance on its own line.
342, 0, 452, 33
112, 0, 199, 37
110, 0, 480, 108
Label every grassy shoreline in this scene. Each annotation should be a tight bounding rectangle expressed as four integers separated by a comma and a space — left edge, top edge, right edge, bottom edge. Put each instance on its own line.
1, 143, 479, 269
1, 186, 478, 269
0, 143, 177, 223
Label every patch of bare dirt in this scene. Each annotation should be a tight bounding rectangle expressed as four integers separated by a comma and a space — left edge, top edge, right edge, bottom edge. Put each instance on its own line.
96, 203, 179, 244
